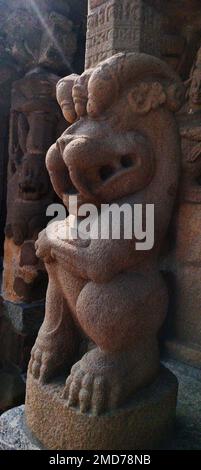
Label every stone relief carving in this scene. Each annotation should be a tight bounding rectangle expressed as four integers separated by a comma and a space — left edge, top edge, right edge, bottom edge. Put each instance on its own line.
0, 54, 18, 256
5, 71, 62, 245
85, 0, 161, 68
27, 53, 184, 422
39, 12, 77, 73
0, 0, 87, 415
2, 0, 77, 74
3, 69, 65, 303
178, 46, 201, 203
163, 45, 201, 366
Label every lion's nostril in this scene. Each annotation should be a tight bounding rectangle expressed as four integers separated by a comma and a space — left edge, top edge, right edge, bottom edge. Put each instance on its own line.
121, 155, 133, 168
99, 165, 114, 181
65, 168, 79, 195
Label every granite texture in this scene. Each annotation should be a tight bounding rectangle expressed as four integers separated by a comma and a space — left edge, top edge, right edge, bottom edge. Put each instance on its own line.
1, 359, 201, 450
25, 367, 177, 450
0, 406, 39, 450
26, 53, 183, 453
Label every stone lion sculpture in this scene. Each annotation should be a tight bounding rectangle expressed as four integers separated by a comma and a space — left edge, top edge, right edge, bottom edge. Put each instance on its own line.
28, 53, 184, 417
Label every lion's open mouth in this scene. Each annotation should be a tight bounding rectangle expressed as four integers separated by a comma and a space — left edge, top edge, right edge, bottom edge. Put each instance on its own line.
65, 168, 79, 195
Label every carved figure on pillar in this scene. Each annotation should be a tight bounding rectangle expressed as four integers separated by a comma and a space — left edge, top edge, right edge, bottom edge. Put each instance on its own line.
179, 46, 201, 202
164, 46, 201, 366
3, 69, 64, 303
0, 51, 18, 257
26, 53, 184, 450
3, 0, 78, 75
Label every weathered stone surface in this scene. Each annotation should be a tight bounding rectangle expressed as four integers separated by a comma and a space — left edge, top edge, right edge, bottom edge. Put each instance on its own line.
149, 2, 201, 79
0, 0, 84, 75
0, 406, 39, 450
0, 0, 87, 414
162, 45, 201, 367
0, 113, 10, 258
0, 55, 19, 256
85, 0, 161, 68
164, 359, 201, 450
25, 367, 177, 450
85, 1, 201, 80
2, 69, 64, 304
0, 299, 44, 404
0, 364, 25, 413
0, 1, 81, 256
0, 0, 87, 254
2, 360, 201, 450
2, 299, 45, 338
25, 52, 184, 449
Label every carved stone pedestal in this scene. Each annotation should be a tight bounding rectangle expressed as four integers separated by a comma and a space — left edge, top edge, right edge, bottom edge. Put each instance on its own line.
25, 367, 177, 450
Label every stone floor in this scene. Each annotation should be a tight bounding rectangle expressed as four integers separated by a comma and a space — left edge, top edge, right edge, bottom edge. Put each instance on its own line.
164, 359, 201, 450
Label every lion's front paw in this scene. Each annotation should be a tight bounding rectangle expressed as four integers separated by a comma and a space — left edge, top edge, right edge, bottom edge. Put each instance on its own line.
28, 336, 64, 384
62, 352, 121, 416
28, 343, 53, 383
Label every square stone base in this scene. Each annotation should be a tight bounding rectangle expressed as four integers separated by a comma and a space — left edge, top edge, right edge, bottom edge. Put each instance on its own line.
0, 367, 178, 450
25, 366, 178, 450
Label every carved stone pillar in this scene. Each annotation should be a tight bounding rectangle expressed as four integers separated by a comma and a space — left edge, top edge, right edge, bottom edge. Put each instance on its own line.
24, 53, 184, 450
0, 57, 18, 258
0, 69, 64, 412
0, 110, 9, 259
0, 54, 22, 412
0, 0, 87, 412
3, 69, 63, 304
164, 46, 201, 367
85, 0, 162, 68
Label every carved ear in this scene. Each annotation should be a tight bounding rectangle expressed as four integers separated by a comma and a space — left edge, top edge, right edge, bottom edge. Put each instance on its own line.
128, 81, 184, 114
128, 82, 166, 114
56, 74, 79, 124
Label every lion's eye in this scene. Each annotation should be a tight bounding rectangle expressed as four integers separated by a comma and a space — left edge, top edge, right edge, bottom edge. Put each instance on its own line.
121, 155, 134, 168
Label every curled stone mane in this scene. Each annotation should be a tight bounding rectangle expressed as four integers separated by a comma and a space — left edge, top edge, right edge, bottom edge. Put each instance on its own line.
57, 53, 185, 123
